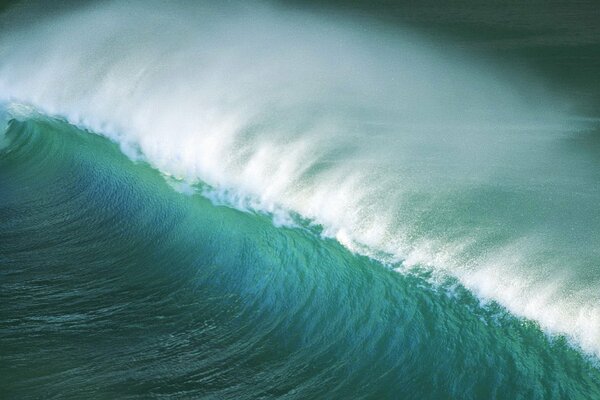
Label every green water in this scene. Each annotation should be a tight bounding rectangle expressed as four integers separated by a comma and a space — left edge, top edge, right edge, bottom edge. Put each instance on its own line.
0, 114, 598, 399
1, 1, 600, 399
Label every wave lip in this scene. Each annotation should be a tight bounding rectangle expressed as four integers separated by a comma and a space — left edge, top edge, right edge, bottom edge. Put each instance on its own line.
1, 0, 599, 357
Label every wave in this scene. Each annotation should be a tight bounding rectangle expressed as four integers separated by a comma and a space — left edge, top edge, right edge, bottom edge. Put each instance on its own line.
1, 0, 599, 358
2, 116, 600, 398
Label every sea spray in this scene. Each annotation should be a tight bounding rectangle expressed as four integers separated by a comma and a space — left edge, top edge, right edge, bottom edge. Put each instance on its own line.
2, 116, 600, 398
0, 0, 599, 357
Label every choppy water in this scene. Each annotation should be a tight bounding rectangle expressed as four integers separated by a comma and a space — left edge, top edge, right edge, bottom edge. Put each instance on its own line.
1, 1, 600, 398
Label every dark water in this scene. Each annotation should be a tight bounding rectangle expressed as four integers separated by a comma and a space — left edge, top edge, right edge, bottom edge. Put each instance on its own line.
1, 1, 600, 399
1, 117, 599, 399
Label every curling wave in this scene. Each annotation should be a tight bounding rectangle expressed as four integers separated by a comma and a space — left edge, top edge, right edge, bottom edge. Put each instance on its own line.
2, 115, 600, 398
1, 0, 599, 359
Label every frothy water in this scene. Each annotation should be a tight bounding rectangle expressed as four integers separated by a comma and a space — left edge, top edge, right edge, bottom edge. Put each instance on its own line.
1, 0, 599, 356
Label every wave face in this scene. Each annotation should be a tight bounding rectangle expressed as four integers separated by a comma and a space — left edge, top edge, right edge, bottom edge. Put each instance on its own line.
2, 116, 600, 399
1, 0, 600, 397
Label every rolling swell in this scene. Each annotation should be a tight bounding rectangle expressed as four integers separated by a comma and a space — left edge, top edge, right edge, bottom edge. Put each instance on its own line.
2, 0, 600, 398
0, 0, 599, 358
1, 115, 600, 398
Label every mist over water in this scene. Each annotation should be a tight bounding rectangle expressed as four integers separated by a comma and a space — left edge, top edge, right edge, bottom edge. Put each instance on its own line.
1, 0, 599, 366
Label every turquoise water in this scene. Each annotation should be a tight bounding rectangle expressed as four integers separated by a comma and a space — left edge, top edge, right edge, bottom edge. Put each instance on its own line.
1, 1, 600, 398
1, 116, 599, 399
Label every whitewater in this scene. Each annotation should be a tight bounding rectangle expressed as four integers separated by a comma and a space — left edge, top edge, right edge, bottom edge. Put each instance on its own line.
1, 0, 599, 359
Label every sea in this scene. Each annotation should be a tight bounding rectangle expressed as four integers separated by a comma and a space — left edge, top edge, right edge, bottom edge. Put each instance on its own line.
1, 1, 600, 398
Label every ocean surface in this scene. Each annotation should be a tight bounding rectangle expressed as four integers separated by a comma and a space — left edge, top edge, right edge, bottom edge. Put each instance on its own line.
1, 1, 599, 398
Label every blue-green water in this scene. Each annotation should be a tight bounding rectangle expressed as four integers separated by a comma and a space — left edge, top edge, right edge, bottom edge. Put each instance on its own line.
1, 1, 600, 398
1, 116, 599, 399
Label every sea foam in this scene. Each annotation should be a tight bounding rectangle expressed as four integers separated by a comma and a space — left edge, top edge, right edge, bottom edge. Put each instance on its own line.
1, 0, 599, 356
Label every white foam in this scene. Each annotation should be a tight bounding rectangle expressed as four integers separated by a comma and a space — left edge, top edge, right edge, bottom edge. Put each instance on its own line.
1, 0, 598, 356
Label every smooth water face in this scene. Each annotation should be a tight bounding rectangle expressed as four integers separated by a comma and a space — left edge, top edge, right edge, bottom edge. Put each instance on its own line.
1, 0, 600, 398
